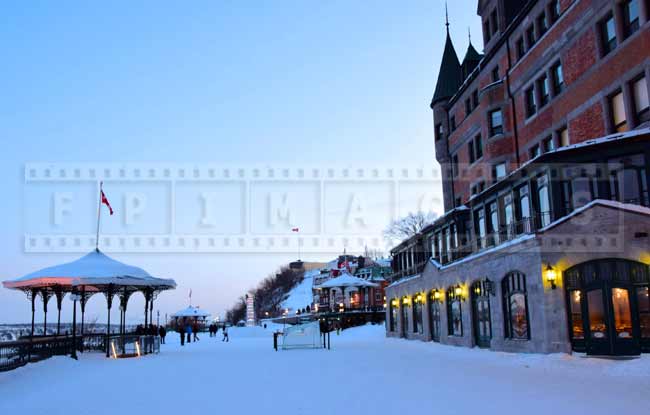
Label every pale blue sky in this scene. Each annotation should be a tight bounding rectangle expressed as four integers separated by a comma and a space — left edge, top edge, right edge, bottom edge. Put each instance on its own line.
0, 1, 482, 323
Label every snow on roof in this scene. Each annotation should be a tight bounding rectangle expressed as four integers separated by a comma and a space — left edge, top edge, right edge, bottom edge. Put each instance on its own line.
317, 271, 379, 288
387, 273, 422, 289
2, 250, 176, 289
537, 199, 650, 233
171, 306, 211, 318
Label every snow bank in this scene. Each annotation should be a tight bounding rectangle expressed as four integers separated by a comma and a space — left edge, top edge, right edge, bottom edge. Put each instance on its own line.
280, 269, 319, 312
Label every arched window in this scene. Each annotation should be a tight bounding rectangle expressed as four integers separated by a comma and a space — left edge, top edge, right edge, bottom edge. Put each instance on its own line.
502, 271, 530, 340
446, 287, 463, 336
413, 294, 424, 334
388, 299, 398, 332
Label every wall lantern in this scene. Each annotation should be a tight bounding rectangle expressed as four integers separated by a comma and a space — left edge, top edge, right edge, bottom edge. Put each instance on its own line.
432, 289, 441, 301
402, 297, 411, 306
545, 264, 557, 289
454, 284, 465, 300
391, 299, 399, 307
416, 294, 423, 303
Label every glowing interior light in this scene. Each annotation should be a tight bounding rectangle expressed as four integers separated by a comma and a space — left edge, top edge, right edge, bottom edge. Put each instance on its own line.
135, 340, 141, 357
111, 341, 118, 359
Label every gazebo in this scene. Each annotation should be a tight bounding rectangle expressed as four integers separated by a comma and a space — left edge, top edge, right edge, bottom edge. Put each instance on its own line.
170, 306, 211, 331
317, 271, 378, 311
2, 249, 176, 357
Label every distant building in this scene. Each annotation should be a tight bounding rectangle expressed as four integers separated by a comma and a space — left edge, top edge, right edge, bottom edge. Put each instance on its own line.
386, 0, 650, 356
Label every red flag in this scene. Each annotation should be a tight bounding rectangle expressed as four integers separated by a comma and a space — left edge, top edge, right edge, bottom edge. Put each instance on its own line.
101, 190, 114, 215
291, 227, 299, 232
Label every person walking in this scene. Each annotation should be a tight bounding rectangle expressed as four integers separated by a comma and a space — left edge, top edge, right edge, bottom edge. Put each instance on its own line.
159, 326, 167, 344
221, 324, 229, 342
186, 323, 192, 344
192, 322, 200, 342
178, 324, 185, 346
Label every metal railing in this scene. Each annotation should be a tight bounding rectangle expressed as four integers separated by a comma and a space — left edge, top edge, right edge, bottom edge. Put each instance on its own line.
0, 333, 161, 372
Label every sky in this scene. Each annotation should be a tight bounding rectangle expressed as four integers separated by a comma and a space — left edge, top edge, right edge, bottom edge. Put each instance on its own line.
0, 1, 483, 324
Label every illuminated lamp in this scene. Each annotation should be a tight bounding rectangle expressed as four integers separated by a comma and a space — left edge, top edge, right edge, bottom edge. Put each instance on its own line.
545, 264, 557, 289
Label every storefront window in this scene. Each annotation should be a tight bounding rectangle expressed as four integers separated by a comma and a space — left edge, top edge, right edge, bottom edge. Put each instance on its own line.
447, 288, 463, 336
637, 286, 650, 338
413, 299, 423, 334
588, 290, 607, 339
570, 290, 584, 339
389, 302, 397, 332
502, 272, 530, 340
612, 288, 633, 339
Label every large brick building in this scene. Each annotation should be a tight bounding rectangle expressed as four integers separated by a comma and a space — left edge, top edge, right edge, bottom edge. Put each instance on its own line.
386, 0, 650, 356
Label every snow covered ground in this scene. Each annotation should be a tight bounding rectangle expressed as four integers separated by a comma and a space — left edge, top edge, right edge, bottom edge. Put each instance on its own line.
1, 325, 649, 415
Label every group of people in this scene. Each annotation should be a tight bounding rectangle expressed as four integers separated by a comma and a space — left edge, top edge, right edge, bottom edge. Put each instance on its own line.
175, 321, 229, 345
208, 323, 229, 342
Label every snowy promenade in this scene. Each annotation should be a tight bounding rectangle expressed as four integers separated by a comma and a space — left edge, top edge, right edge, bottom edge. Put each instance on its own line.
1, 325, 648, 415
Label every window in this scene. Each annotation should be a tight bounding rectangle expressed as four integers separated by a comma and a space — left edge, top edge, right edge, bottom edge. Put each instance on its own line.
529, 144, 541, 159
467, 135, 482, 163
502, 272, 530, 340
487, 201, 499, 245
490, 10, 499, 35
637, 286, 650, 339
475, 134, 483, 159
471, 181, 486, 196
435, 123, 443, 141
489, 109, 503, 136
501, 193, 515, 238
492, 66, 500, 82
608, 154, 649, 205
516, 184, 531, 233
562, 165, 601, 211
558, 127, 569, 147
475, 207, 487, 248
492, 162, 507, 181
465, 98, 472, 115
609, 91, 628, 132
468, 142, 475, 164
537, 12, 548, 37
450, 115, 457, 131
537, 174, 551, 226
472, 90, 479, 108
537, 74, 550, 107
549, 0, 561, 23
600, 13, 617, 55
446, 287, 463, 336
455, 197, 462, 207
550, 62, 564, 94
632, 76, 650, 123
484, 20, 492, 43
516, 37, 525, 60
452, 154, 459, 177
525, 87, 537, 117
622, 0, 640, 39
542, 136, 555, 153
526, 25, 536, 48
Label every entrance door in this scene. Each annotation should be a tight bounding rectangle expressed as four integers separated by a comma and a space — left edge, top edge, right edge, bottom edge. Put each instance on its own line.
429, 299, 441, 342
471, 281, 492, 348
583, 284, 639, 356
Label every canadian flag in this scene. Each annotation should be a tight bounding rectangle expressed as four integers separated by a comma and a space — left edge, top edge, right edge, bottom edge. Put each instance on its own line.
101, 189, 114, 215
291, 227, 299, 232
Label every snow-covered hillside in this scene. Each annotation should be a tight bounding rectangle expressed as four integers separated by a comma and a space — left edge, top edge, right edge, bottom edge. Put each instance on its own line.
280, 268, 319, 312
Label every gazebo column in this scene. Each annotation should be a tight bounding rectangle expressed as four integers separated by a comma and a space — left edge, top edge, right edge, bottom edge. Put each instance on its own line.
105, 285, 115, 358
41, 289, 52, 335
119, 287, 130, 355
55, 287, 64, 336
30, 288, 36, 338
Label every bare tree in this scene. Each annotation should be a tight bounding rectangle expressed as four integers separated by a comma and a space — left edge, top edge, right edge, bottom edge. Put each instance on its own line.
383, 211, 437, 242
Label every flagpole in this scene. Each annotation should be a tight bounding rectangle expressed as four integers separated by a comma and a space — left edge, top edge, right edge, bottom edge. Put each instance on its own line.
95, 181, 103, 252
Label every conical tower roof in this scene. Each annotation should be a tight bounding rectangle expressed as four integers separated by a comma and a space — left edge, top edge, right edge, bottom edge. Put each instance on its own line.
461, 41, 483, 80
431, 30, 462, 108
